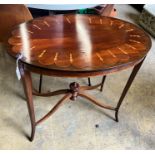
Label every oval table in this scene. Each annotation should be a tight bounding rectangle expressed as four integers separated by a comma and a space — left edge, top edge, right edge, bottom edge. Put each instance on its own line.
7, 14, 151, 141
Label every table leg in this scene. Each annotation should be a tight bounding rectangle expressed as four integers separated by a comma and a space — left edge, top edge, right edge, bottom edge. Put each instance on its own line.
88, 77, 91, 86
39, 74, 43, 93
19, 62, 36, 141
100, 75, 106, 92
115, 58, 145, 122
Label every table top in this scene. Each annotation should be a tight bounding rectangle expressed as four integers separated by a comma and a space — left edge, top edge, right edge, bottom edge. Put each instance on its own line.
27, 4, 98, 11
8, 14, 151, 76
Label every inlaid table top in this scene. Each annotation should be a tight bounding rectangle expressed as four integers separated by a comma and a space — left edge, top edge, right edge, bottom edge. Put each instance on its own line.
8, 14, 151, 75
6, 14, 152, 141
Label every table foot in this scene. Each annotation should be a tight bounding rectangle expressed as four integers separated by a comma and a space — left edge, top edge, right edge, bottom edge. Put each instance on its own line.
29, 125, 36, 141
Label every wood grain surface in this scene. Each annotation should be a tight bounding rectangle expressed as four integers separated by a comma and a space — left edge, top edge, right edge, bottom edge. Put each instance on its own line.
7, 14, 151, 75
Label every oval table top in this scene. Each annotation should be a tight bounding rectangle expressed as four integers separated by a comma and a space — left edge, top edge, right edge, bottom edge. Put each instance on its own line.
7, 14, 151, 77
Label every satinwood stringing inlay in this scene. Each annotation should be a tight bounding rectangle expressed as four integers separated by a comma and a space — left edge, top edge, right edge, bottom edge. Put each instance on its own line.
8, 14, 151, 72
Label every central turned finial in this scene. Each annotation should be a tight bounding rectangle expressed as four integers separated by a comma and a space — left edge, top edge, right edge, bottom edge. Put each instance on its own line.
69, 82, 80, 101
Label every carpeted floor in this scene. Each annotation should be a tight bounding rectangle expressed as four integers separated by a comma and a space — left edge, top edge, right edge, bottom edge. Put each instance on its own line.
0, 4, 155, 149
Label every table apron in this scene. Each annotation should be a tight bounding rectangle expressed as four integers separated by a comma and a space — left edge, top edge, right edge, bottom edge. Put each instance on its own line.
24, 58, 144, 78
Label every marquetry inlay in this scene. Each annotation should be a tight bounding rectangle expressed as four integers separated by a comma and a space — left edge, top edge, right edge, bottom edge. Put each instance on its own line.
8, 14, 151, 72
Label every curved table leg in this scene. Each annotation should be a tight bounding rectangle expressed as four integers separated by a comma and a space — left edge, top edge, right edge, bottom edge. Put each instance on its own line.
115, 58, 145, 122
19, 62, 36, 141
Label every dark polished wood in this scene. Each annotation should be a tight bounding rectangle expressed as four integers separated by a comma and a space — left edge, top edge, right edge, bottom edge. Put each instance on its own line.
36, 93, 72, 125
18, 62, 35, 141
115, 57, 145, 122
88, 77, 91, 86
38, 74, 43, 93
7, 14, 151, 141
100, 75, 106, 92
8, 14, 151, 75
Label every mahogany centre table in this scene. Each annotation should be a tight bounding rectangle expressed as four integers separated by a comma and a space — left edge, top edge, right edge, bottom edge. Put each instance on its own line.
7, 14, 151, 141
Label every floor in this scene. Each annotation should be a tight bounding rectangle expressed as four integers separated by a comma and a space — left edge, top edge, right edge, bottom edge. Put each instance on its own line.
0, 4, 155, 149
